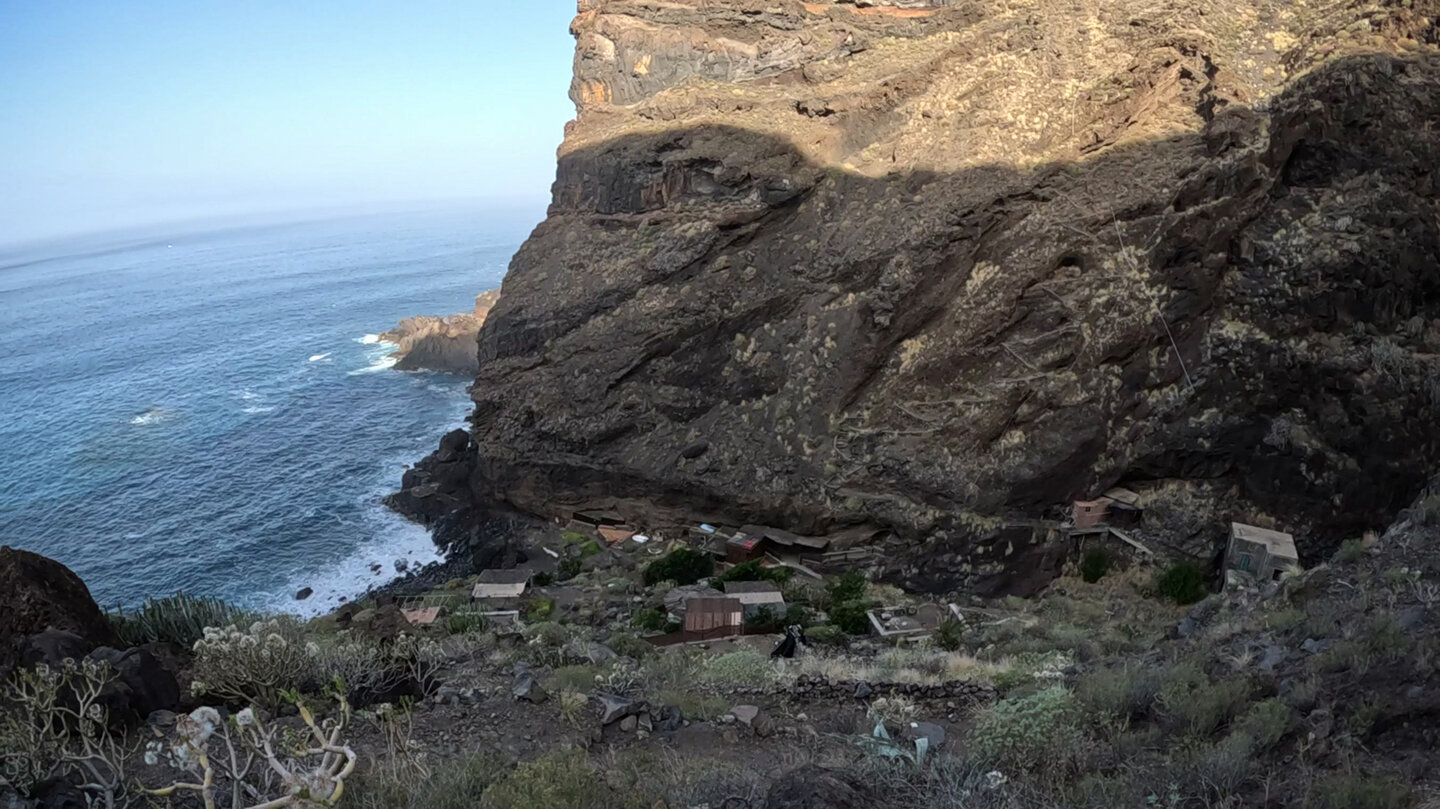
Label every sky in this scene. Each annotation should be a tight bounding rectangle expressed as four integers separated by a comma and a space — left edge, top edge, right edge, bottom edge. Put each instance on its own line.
0, 2, 578, 246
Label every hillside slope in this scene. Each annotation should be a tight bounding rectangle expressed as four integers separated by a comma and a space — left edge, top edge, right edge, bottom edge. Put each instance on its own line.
398, 0, 1440, 593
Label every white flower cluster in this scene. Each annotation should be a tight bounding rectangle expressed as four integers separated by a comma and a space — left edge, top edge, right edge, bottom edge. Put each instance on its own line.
189, 620, 318, 706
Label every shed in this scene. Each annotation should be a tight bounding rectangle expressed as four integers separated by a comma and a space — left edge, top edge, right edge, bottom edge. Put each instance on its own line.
1072, 499, 1112, 530
722, 581, 786, 618
401, 606, 444, 627
726, 533, 765, 564
663, 584, 723, 618
598, 526, 636, 545
682, 597, 745, 641
472, 569, 531, 600
1226, 523, 1300, 584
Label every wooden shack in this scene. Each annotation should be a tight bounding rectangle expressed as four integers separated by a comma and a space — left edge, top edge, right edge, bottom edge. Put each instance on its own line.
722, 581, 786, 619
682, 597, 745, 641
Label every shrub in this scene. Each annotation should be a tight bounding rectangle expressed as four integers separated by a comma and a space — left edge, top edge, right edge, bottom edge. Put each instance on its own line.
110, 593, 256, 648
1076, 663, 1160, 721
189, 619, 319, 707
643, 549, 714, 586
446, 612, 487, 635
745, 606, 778, 627
828, 571, 867, 605
699, 651, 771, 687
867, 695, 919, 732
806, 625, 849, 647
1316, 774, 1412, 809
524, 597, 556, 622
828, 600, 872, 635
352, 754, 501, 809
1232, 697, 1290, 751
1156, 662, 1249, 737
531, 571, 554, 587
631, 608, 667, 632
480, 749, 611, 808
547, 665, 601, 694
1333, 538, 1366, 565
1080, 548, 1112, 583
968, 686, 1079, 772
931, 619, 965, 651
0, 659, 125, 801
1154, 561, 1208, 605
605, 632, 655, 661
716, 559, 792, 585
784, 604, 814, 627
557, 557, 582, 581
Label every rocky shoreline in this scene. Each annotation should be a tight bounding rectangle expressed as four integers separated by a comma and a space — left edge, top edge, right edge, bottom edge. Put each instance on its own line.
377, 289, 499, 374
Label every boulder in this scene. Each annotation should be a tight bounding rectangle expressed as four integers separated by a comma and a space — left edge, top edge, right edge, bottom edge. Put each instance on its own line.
654, 705, 685, 732
598, 694, 643, 725
294, 587, 314, 601
0, 547, 113, 673
763, 765, 878, 809
87, 646, 183, 720
512, 663, 547, 704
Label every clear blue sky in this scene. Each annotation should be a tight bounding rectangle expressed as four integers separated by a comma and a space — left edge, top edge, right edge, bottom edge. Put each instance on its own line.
0, 2, 577, 245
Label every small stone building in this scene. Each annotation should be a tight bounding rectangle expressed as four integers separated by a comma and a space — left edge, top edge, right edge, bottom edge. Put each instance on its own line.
1226, 522, 1301, 584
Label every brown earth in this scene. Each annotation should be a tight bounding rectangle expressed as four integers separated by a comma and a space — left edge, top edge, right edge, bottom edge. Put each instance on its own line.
395, 0, 1440, 594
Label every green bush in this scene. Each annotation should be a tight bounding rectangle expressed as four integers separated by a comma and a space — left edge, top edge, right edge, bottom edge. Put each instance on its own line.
699, 651, 771, 687
784, 603, 814, 628
745, 606, 778, 627
1154, 561, 1208, 605
524, 597, 557, 622
828, 600, 872, 635
351, 754, 501, 809
1333, 538, 1367, 565
1232, 697, 1291, 752
189, 619, 319, 707
445, 612, 487, 635
110, 593, 257, 648
480, 749, 612, 808
1075, 663, 1160, 721
643, 549, 714, 586
716, 559, 792, 585
828, 571, 867, 605
631, 608, 667, 632
805, 625, 849, 647
1316, 775, 1412, 809
932, 619, 965, 651
605, 632, 655, 660
968, 686, 1079, 772
1080, 548, 1112, 583
531, 571, 554, 587
557, 557, 582, 581
1156, 662, 1249, 737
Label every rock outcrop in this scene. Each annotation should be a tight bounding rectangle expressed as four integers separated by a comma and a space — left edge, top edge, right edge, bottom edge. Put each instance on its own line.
380, 290, 500, 374
397, 0, 1440, 593
1, 546, 114, 673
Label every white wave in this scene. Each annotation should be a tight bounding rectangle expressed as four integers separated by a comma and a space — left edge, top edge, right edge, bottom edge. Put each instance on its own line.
347, 354, 399, 375
242, 405, 276, 414
308, 352, 332, 362
270, 509, 445, 618
358, 334, 382, 345
238, 389, 263, 402
129, 408, 172, 426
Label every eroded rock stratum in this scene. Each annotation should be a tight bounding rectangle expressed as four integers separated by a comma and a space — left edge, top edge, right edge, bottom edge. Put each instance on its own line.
398, 0, 1440, 593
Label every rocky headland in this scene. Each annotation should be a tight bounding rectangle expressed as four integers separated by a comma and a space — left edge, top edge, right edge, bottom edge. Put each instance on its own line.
378, 289, 500, 374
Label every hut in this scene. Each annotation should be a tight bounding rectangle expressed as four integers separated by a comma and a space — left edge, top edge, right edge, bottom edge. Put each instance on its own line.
1226, 523, 1300, 584
682, 597, 745, 641
472, 569, 531, 601
722, 581, 786, 619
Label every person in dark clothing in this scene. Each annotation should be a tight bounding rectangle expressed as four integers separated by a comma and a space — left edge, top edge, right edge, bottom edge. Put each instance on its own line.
770, 624, 809, 659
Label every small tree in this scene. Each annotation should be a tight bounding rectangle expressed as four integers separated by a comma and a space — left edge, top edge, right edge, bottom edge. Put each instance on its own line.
1155, 561, 1208, 605
642, 549, 714, 586
1080, 548, 1112, 583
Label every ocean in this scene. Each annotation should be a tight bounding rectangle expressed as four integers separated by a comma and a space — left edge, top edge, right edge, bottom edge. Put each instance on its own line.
0, 205, 535, 616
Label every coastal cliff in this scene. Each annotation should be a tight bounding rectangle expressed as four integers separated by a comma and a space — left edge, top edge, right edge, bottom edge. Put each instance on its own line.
396, 0, 1440, 593
379, 290, 499, 374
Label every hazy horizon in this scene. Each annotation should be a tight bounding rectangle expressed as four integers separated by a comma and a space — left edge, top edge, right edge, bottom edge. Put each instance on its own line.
0, 2, 576, 246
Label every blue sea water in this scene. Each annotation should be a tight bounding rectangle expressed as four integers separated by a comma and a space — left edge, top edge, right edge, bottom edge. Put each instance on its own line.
0, 205, 535, 615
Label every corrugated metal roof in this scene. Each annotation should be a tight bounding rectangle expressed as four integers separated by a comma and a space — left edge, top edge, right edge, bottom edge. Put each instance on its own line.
477, 569, 532, 584
1231, 522, 1298, 559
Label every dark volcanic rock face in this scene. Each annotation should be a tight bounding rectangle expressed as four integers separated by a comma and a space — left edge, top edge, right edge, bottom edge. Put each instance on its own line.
400, 0, 1440, 592
380, 290, 500, 374
0, 546, 115, 673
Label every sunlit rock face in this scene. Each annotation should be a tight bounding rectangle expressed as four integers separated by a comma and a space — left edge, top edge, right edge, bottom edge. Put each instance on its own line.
401, 0, 1440, 594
